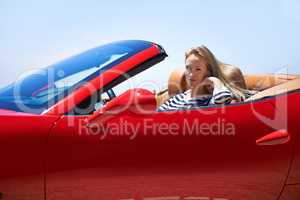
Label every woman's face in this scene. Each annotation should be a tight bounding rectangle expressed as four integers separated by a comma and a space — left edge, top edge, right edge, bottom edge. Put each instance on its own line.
185, 54, 210, 89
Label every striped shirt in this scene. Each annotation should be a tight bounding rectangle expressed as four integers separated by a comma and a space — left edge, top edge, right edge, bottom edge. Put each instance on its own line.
158, 77, 233, 112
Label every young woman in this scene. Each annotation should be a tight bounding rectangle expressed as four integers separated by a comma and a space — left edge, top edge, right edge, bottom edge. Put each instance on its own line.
158, 45, 252, 111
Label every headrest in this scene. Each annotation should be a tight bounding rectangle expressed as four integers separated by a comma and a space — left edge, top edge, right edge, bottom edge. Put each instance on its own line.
168, 68, 188, 97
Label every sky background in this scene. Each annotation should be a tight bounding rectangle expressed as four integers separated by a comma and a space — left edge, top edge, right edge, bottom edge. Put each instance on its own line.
1, 0, 300, 90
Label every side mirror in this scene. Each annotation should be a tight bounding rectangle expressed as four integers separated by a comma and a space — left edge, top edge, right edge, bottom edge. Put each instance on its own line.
88, 88, 157, 125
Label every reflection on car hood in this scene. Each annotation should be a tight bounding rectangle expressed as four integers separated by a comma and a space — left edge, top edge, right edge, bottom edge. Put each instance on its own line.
0, 109, 36, 116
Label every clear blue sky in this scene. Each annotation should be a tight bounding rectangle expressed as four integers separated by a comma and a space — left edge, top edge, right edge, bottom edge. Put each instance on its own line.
1, 0, 300, 89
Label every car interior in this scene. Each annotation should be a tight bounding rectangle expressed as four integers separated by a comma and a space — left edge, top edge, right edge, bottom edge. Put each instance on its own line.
73, 64, 300, 115
156, 66, 300, 107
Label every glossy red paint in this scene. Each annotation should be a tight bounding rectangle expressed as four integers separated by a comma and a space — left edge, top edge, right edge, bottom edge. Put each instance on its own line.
44, 91, 300, 200
1, 90, 300, 200
256, 129, 290, 146
0, 40, 299, 200
89, 88, 157, 123
0, 114, 60, 200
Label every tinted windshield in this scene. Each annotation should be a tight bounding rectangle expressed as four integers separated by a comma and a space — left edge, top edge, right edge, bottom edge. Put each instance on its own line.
0, 40, 152, 114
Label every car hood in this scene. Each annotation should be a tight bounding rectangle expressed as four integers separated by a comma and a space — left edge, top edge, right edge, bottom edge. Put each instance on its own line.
0, 109, 36, 116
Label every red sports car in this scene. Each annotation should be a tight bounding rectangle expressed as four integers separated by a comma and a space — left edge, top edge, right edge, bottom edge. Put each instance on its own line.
0, 40, 300, 200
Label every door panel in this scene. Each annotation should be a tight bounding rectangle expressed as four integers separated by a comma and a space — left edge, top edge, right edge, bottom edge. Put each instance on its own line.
0, 115, 58, 200
46, 97, 292, 200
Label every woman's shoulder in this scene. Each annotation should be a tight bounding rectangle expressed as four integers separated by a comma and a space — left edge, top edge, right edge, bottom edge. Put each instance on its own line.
157, 90, 191, 112
171, 90, 191, 100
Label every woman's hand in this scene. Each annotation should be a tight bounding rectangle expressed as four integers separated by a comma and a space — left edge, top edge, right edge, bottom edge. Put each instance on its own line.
192, 77, 214, 98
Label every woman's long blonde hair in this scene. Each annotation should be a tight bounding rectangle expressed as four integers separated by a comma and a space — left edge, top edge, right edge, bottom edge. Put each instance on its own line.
185, 45, 250, 101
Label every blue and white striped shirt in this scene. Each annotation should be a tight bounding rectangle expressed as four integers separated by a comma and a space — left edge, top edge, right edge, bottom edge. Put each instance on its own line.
158, 77, 233, 112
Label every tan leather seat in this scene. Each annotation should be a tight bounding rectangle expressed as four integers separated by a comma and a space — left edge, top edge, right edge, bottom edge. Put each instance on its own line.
155, 68, 187, 107
156, 68, 300, 106
245, 74, 300, 101
244, 74, 300, 91
167, 68, 188, 98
